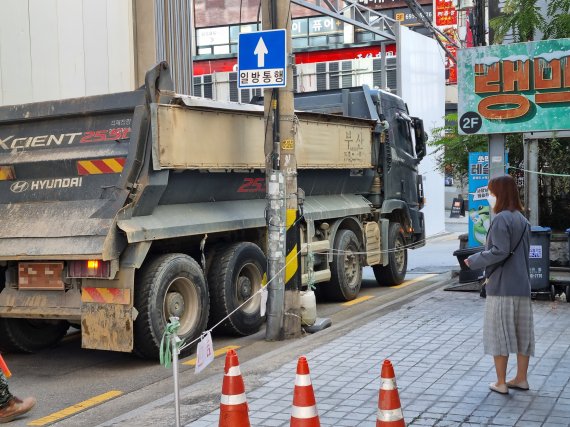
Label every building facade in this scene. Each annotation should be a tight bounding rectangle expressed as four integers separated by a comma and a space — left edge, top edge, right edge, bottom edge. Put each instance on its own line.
0, 0, 446, 235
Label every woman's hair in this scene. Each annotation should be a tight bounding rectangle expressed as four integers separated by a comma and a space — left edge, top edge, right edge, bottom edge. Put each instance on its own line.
488, 175, 524, 213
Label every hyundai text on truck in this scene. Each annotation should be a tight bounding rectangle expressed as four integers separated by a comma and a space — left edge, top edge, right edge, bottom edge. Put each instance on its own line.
0, 63, 427, 358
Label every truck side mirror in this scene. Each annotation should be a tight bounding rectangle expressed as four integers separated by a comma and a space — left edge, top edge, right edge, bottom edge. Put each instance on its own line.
411, 117, 426, 161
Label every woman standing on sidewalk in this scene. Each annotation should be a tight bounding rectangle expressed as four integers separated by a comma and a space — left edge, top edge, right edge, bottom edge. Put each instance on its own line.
465, 175, 533, 395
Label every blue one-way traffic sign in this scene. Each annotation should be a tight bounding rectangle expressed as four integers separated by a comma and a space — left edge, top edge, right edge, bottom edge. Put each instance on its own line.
238, 29, 286, 89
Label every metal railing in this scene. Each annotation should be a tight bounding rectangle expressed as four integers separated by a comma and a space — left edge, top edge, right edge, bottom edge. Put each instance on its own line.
291, 0, 398, 42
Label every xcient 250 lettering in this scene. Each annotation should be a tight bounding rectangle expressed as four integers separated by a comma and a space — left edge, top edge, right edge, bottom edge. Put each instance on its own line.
80, 128, 131, 143
0, 128, 131, 151
237, 177, 266, 193
0, 133, 83, 151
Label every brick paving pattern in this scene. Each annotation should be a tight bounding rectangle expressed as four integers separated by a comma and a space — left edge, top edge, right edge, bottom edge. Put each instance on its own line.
187, 289, 570, 427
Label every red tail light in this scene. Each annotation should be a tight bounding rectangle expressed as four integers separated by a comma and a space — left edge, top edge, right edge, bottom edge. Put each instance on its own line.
67, 260, 111, 278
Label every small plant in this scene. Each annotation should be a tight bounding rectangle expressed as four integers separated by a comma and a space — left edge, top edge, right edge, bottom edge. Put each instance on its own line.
429, 113, 487, 189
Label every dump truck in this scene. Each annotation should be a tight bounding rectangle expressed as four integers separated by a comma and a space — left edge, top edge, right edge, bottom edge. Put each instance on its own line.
0, 63, 426, 359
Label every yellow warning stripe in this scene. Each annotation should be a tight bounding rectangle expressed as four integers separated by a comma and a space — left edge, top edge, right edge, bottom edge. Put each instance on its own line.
104, 158, 125, 172
183, 345, 241, 366
81, 288, 130, 305
77, 160, 102, 175
393, 273, 438, 289
285, 244, 298, 283
342, 295, 374, 306
27, 391, 122, 426
286, 209, 296, 227
285, 209, 299, 285
77, 158, 125, 175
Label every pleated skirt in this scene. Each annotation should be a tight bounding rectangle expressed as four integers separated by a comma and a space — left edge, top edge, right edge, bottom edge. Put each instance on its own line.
483, 296, 535, 356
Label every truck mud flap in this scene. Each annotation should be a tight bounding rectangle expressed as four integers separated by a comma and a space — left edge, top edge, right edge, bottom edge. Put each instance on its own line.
81, 288, 133, 353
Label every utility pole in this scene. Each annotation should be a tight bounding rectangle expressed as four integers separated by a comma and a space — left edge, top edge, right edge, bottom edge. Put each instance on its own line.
523, 136, 539, 225
262, 0, 302, 341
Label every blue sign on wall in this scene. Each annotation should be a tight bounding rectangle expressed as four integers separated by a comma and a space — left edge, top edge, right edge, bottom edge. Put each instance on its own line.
468, 152, 490, 247
468, 151, 508, 247
238, 30, 286, 89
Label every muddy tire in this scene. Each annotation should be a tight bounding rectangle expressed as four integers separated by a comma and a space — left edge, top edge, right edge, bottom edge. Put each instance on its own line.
323, 229, 363, 301
372, 222, 407, 286
0, 319, 69, 353
208, 242, 266, 335
134, 254, 209, 359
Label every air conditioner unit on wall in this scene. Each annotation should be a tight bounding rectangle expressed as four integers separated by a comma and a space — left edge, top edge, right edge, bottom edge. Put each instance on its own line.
315, 61, 354, 90
193, 75, 215, 100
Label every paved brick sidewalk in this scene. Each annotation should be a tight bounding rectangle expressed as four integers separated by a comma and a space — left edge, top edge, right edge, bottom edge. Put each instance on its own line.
188, 290, 570, 427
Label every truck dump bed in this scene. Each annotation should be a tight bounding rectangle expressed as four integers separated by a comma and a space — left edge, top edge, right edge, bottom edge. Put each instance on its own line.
154, 96, 374, 170
0, 88, 377, 260
0, 91, 145, 260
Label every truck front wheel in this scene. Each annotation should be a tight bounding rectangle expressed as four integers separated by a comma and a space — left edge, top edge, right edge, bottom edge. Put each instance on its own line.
0, 319, 69, 353
372, 222, 407, 285
134, 254, 209, 359
208, 242, 265, 335
324, 229, 363, 301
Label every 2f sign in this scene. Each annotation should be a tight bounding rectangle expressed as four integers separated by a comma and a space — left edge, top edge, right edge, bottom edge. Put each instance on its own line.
459, 112, 482, 134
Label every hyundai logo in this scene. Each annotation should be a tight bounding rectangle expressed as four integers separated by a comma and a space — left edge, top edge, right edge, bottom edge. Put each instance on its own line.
10, 181, 29, 193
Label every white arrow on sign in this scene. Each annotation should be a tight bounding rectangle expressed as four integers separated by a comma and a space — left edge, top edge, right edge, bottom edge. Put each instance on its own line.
254, 37, 268, 67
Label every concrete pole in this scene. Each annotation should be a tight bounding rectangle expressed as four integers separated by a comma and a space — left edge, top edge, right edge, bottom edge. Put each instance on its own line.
523, 137, 529, 219
262, 0, 301, 341
488, 133, 506, 220
523, 138, 539, 225
488, 134, 506, 180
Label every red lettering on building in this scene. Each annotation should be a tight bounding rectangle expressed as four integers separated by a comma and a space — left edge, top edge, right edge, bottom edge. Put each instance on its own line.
474, 63, 500, 93
534, 58, 562, 90
535, 92, 570, 104
478, 94, 531, 120
502, 60, 530, 92
474, 54, 570, 120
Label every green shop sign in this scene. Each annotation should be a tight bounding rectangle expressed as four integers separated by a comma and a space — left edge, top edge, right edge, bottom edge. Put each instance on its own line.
458, 39, 570, 135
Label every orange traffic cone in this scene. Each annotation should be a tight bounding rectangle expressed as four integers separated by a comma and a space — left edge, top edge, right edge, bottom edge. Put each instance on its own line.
0, 354, 11, 378
290, 356, 320, 427
377, 359, 405, 426
218, 349, 250, 427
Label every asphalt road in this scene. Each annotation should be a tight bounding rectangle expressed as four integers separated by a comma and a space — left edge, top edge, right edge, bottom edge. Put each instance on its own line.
4, 226, 466, 427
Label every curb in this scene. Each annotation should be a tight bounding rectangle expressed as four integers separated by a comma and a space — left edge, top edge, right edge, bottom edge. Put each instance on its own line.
97, 272, 454, 427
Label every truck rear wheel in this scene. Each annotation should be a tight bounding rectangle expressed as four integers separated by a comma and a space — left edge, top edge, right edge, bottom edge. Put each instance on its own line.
0, 319, 69, 353
208, 242, 265, 335
134, 254, 209, 359
372, 222, 407, 285
324, 229, 362, 301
